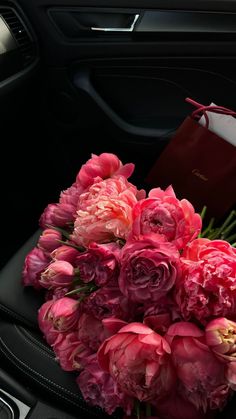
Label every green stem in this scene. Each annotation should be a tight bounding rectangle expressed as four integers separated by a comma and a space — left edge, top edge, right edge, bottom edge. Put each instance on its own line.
220, 220, 236, 239
216, 210, 236, 236
146, 403, 152, 417
135, 400, 141, 419
232, 243, 236, 248
57, 239, 85, 252
200, 205, 207, 222
201, 217, 215, 238
224, 233, 236, 244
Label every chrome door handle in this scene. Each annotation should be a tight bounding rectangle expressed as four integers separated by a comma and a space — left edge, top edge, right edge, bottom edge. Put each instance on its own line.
91, 14, 139, 32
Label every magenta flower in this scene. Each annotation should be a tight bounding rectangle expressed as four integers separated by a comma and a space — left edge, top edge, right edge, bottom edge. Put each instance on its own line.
39, 203, 75, 229
131, 185, 202, 250
119, 234, 180, 304
175, 238, 236, 324
98, 322, 175, 402
22, 247, 50, 289
166, 322, 230, 412
75, 241, 120, 287
59, 182, 84, 208
76, 152, 134, 188
38, 300, 62, 345
38, 297, 79, 335
38, 228, 62, 253
39, 260, 74, 289
53, 331, 92, 371
51, 245, 79, 264
77, 356, 134, 415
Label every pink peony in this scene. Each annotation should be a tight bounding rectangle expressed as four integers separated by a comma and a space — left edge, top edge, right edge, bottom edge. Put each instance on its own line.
83, 286, 135, 321
77, 356, 134, 415
175, 239, 236, 324
53, 331, 92, 371
39, 260, 74, 289
155, 391, 211, 419
38, 228, 62, 253
22, 247, 50, 289
76, 152, 134, 188
39, 203, 75, 229
75, 242, 120, 287
98, 322, 175, 401
118, 234, 180, 304
51, 245, 80, 264
59, 182, 84, 208
166, 322, 230, 412
131, 186, 201, 250
38, 297, 79, 335
205, 317, 236, 362
226, 362, 236, 390
72, 176, 138, 246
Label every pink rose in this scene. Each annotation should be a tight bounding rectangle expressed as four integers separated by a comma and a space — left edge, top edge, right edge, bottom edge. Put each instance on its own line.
98, 322, 175, 401
39, 260, 74, 289
83, 286, 135, 321
39, 203, 75, 229
38, 228, 62, 253
76, 152, 134, 188
205, 317, 236, 362
75, 242, 120, 287
166, 322, 230, 412
118, 234, 180, 304
51, 245, 80, 264
77, 356, 134, 415
72, 176, 138, 246
175, 239, 236, 324
22, 247, 50, 289
53, 331, 92, 371
131, 186, 201, 250
38, 297, 79, 336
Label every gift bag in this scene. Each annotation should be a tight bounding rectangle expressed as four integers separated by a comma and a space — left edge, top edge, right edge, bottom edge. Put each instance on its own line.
146, 98, 236, 220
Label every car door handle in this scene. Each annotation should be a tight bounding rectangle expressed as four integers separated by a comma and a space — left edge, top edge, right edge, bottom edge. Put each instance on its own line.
91, 14, 139, 32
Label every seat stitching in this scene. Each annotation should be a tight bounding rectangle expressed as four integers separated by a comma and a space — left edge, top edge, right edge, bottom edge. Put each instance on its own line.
14, 325, 55, 360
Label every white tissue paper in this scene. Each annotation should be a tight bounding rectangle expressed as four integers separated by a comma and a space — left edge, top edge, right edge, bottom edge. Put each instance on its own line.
199, 103, 236, 147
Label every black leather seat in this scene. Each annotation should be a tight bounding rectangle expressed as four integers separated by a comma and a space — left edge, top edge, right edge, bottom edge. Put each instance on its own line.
0, 232, 112, 419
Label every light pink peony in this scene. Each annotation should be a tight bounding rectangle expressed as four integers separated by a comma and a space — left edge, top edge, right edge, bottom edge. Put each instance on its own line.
39, 203, 75, 229
38, 228, 62, 253
98, 322, 175, 402
77, 356, 134, 415
22, 247, 50, 289
166, 322, 230, 412
205, 317, 236, 362
119, 234, 180, 304
51, 245, 80, 264
75, 242, 120, 287
76, 152, 134, 188
131, 186, 201, 250
72, 176, 138, 246
53, 331, 92, 371
38, 297, 79, 335
175, 238, 236, 324
39, 260, 74, 289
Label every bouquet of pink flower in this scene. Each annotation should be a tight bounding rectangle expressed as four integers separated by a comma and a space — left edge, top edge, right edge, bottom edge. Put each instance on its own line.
22, 153, 236, 419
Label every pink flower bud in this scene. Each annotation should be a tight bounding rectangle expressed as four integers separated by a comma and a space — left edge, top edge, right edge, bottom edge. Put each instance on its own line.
22, 247, 50, 289
39, 203, 75, 229
51, 245, 79, 264
46, 297, 79, 332
39, 260, 74, 289
38, 229, 62, 253
205, 317, 236, 361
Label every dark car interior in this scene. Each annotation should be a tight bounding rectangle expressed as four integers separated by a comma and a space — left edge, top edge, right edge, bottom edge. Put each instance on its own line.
0, 0, 236, 417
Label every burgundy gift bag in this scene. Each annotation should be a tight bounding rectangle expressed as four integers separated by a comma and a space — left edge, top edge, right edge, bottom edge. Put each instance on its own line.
146, 99, 236, 220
